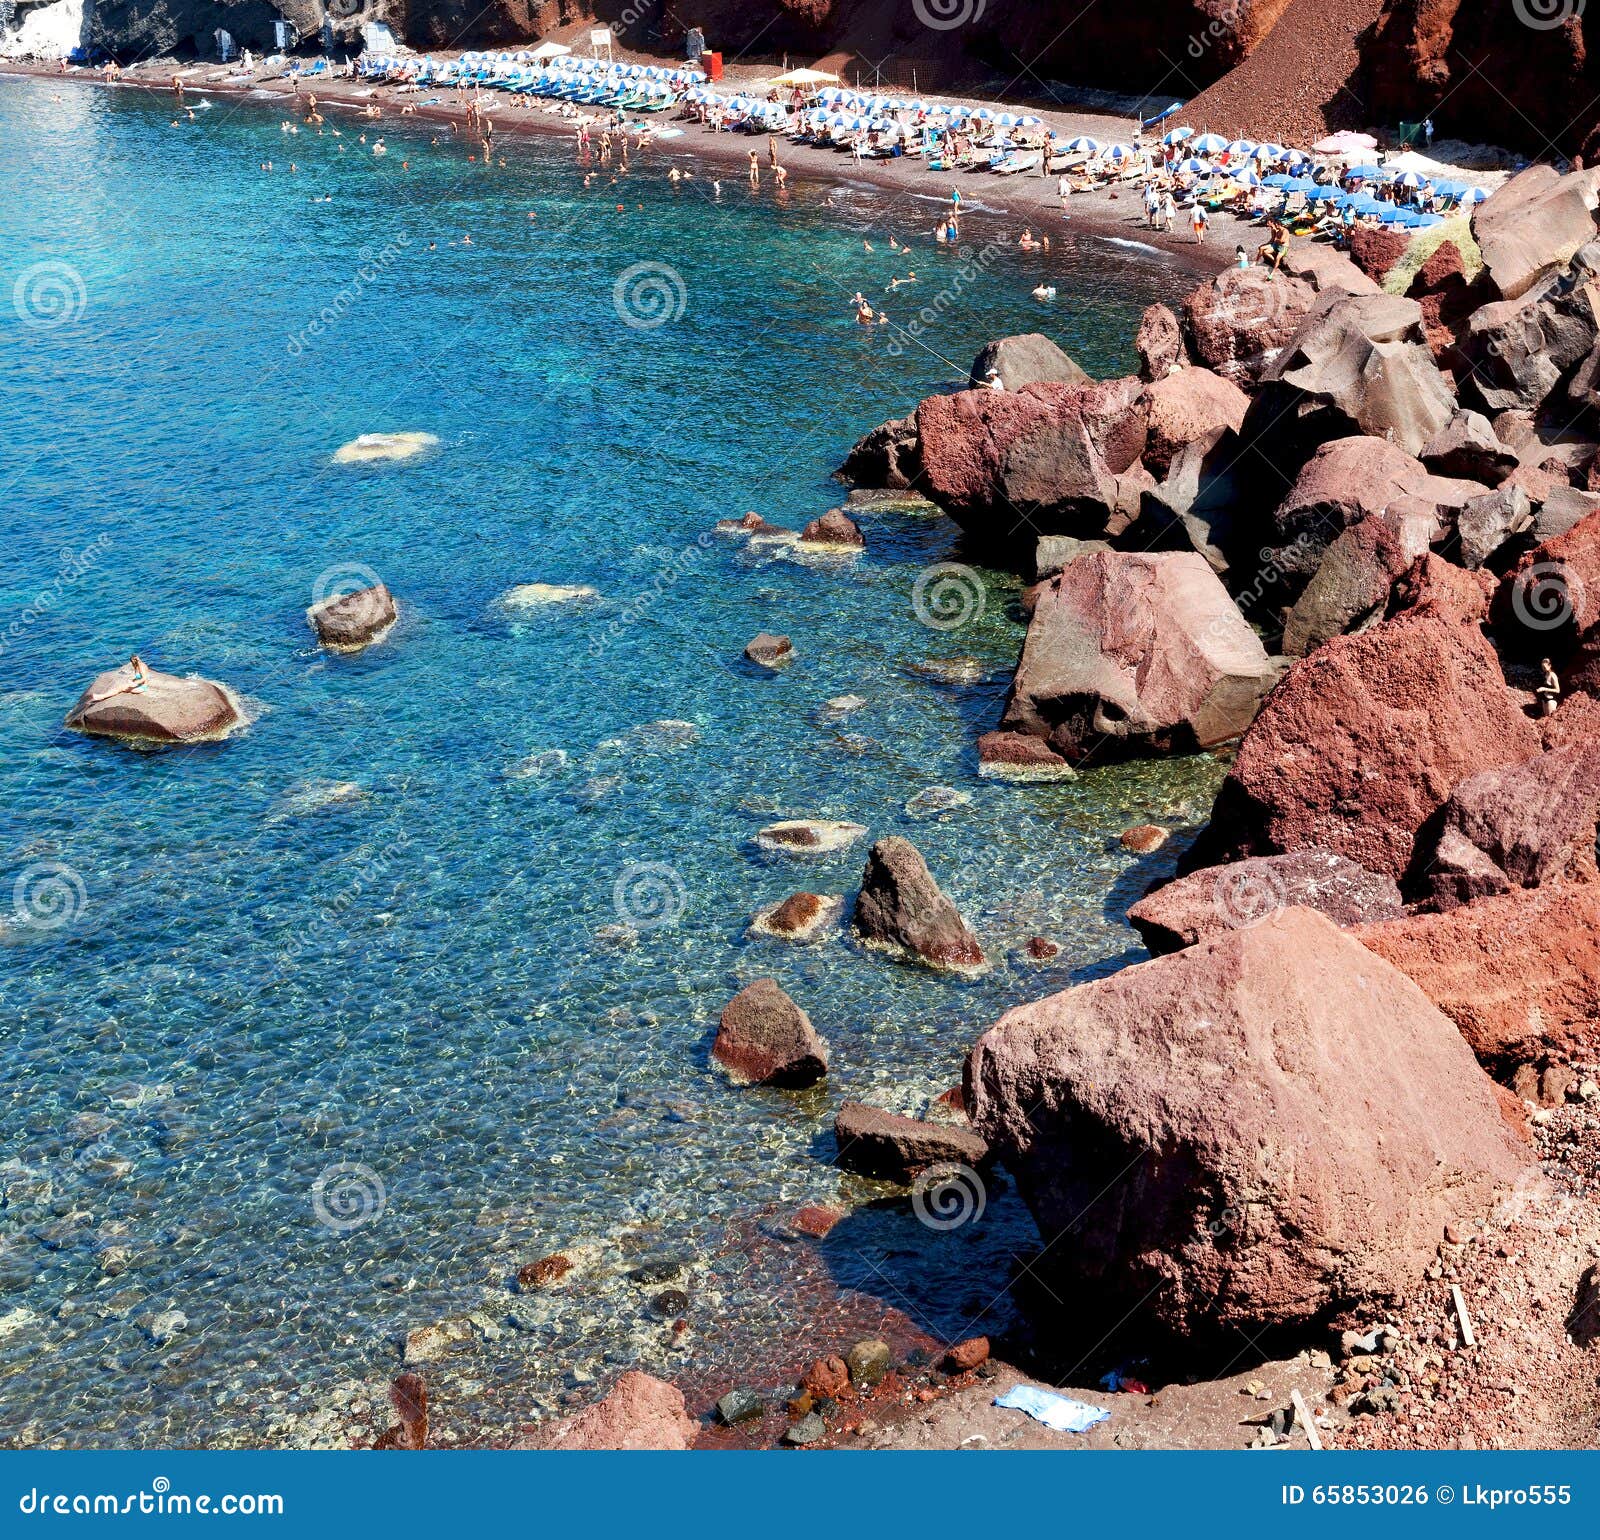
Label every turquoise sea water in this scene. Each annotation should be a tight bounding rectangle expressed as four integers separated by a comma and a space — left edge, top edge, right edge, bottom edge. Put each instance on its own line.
0, 75, 1221, 1446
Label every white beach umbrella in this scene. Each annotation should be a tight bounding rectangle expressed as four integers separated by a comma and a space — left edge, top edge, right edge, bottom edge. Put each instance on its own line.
1191, 132, 1228, 154
1161, 124, 1194, 145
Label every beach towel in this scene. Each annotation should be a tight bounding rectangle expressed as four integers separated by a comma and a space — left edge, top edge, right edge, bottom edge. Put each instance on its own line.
994, 1385, 1110, 1434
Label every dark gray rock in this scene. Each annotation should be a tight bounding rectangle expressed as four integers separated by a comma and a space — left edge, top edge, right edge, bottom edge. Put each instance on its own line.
969, 333, 1088, 392
853, 837, 985, 972
833, 1101, 990, 1181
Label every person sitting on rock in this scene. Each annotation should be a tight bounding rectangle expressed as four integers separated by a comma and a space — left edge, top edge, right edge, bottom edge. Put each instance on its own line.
86, 655, 148, 705
1537, 657, 1561, 717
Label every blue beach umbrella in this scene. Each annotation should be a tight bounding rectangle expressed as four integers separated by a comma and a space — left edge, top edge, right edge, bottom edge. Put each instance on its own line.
1262, 172, 1297, 188
1162, 124, 1194, 145
1252, 142, 1287, 161
1192, 132, 1228, 154
1018, 115, 1043, 127
1103, 143, 1135, 162
1307, 184, 1342, 201
1462, 186, 1488, 203
1142, 101, 1182, 127
1175, 157, 1213, 175
1225, 138, 1256, 156
1344, 164, 1382, 180
1066, 135, 1099, 152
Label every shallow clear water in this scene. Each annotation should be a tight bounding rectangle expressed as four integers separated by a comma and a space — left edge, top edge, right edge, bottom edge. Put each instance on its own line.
0, 75, 1221, 1446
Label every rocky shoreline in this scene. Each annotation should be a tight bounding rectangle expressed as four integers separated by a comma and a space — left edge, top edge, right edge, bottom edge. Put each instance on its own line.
17, 57, 1600, 1451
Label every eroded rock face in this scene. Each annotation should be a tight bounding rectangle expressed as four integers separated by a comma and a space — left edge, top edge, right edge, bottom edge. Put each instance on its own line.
307, 582, 397, 652
841, 414, 919, 489
1495, 509, 1600, 650
1386, 554, 1494, 628
853, 836, 985, 972
528, 1371, 697, 1451
833, 1101, 989, 1181
1128, 850, 1404, 953
1471, 165, 1600, 303
1413, 744, 1600, 909
1192, 614, 1541, 881
1354, 882, 1600, 1070
65, 665, 241, 745
1140, 367, 1250, 477
1000, 550, 1278, 764
969, 333, 1089, 392
1421, 411, 1517, 487
713, 978, 829, 1087
1282, 514, 1422, 658
968, 908, 1522, 1342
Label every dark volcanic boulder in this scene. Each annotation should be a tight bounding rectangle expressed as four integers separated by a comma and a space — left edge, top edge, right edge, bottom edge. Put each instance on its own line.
968, 333, 1089, 392
1456, 485, 1533, 571
1000, 550, 1278, 764
1465, 278, 1600, 416
1128, 850, 1404, 953
65, 664, 241, 745
1414, 744, 1600, 909
1355, 882, 1600, 1070
1494, 509, 1600, 649
1421, 411, 1517, 487
841, 414, 919, 489
1140, 367, 1249, 477
713, 978, 828, 1087
853, 836, 985, 972
1136, 302, 1186, 381
1471, 165, 1600, 303
833, 1101, 989, 1182
966, 907, 1523, 1342
307, 582, 397, 652
1282, 513, 1424, 658
1193, 614, 1542, 881
799, 508, 864, 549
1130, 426, 1244, 575
1261, 292, 1456, 456
1181, 267, 1316, 384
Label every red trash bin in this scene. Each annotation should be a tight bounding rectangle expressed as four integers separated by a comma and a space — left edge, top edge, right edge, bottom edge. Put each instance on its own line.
704, 50, 723, 80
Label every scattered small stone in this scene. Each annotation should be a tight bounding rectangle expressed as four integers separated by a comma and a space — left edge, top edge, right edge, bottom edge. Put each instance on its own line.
792, 1205, 845, 1238
517, 1254, 573, 1292
649, 1288, 689, 1318
1119, 823, 1170, 854
1024, 935, 1061, 962
904, 785, 972, 821
802, 1355, 851, 1401
716, 1388, 765, 1425
944, 1336, 990, 1373
146, 1309, 188, 1346
783, 1412, 826, 1446
845, 1339, 892, 1387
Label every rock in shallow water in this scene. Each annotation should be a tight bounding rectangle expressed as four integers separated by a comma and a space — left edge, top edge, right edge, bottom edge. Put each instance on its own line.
331, 431, 439, 464
307, 582, 397, 653
833, 1101, 990, 1181
65, 665, 242, 745
744, 632, 794, 669
525, 1370, 697, 1450
853, 836, 985, 972
501, 582, 600, 608
749, 891, 844, 944
713, 978, 829, 1088
755, 820, 868, 856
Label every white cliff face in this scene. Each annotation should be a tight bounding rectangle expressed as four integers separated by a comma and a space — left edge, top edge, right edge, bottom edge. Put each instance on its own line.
1, 0, 86, 59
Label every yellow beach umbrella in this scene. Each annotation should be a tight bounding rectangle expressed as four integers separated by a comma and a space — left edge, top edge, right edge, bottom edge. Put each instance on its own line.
769, 67, 841, 86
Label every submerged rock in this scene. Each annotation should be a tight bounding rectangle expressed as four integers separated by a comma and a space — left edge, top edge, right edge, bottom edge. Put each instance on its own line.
853, 836, 985, 972
501, 582, 599, 608
967, 908, 1523, 1341
798, 509, 864, 550
717, 510, 794, 539
307, 582, 397, 652
755, 820, 868, 856
331, 431, 439, 464
749, 891, 844, 944
904, 785, 971, 820
65, 664, 242, 745
527, 1371, 697, 1450
713, 978, 829, 1088
976, 730, 1074, 782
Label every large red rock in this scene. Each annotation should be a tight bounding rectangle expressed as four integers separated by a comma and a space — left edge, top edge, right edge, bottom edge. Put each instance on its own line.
1348, 224, 1411, 284
307, 582, 397, 652
833, 1101, 989, 1182
1001, 550, 1278, 764
912, 384, 1119, 559
1385, 553, 1494, 628
966, 908, 1523, 1341
529, 1371, 697, 1450
1354, 883, 1600, 1070
1194, 614, 1541, 881
1128, 850, 1404, 953
1414, 744, 1600, 909
1268, 435, 1483, 579
65, 663, 242, 744
1181, 266, 1316, 384
713, 978, 829, 1087
1139, 367, 1249, 477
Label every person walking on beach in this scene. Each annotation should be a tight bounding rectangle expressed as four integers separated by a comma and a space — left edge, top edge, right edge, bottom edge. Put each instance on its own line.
1058, 172, 1071, 212
1192, 202, 1209, 243
768, 135, 778, 168
1161, 192, 1175, 232
1424, 116, 1435, 147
